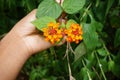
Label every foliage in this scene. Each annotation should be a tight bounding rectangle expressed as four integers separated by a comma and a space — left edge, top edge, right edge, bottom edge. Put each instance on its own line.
0, 0, 120, 80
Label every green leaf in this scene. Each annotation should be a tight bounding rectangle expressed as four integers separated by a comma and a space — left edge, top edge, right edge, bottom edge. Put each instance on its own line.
110, 16, 120, 28
112, 51, 120, 77
36, 0, 62, 19
66, 19, 76, 29
92, 21, 103, 32
32, 16, 56, 31
74, 42, 86, 62
60, 22, 65, 28
93, 2, 106, 22
114, 28, 120, 47
96, 0, 100, 7
108, 60, 115, 71
82, 23, 99, 51
97, 48, 107, 56
45, 76, 57, 80
80, 67, 89, 80
85, 53, 96, 68
25, 0, 36, 11
112, 63, 120, 78
105, 0, 114, 16
62, 0, 85, 14
99, 58, 108, 72
89, 13, 103, 32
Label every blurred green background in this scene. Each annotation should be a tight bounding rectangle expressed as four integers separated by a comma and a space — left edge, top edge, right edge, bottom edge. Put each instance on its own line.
0, 0, 120, 80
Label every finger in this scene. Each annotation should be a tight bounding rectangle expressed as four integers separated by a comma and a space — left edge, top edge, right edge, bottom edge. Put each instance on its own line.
24, 34, 53, 54
56, 0, 64, 5
14, 9, 37, 29
56, 36, 66, 46
12, 9, 38, 35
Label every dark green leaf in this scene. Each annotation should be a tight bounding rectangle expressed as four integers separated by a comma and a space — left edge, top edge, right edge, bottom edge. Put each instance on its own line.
89, 13, 103, 32
80, 67, 89, 80
82, 23, 99, 51
45, 76, 57, 80
99, 58, 108, 72
32, 16, 56, 31
110, 16, 120, 28
112, 64, 120, 78
108, 60, 115, 71
62, 0, 85, 14
114, 28, 120, 47
74, 42, 86, 62
92, 21, 103, 32
96, 0, 100, 7
97, 48, 107, 56
85, 53, 96, 68
66, 19, 76, 29
112, 51, 120, 77
106, 0, 114, 15
93, 2, 106, 22
26, 0, 36, 11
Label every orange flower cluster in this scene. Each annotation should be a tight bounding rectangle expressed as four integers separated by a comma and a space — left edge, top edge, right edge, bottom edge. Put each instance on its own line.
42, 22, 83, 44
65, 23, 83, 44
43, 22, 62, 44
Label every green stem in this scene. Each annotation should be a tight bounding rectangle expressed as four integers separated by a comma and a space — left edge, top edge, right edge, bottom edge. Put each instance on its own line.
103, 44, 112, 61
80, 3, 92, 21
92, 66, 101, 80
82, 59, 92, 80
95, 52, 107, 80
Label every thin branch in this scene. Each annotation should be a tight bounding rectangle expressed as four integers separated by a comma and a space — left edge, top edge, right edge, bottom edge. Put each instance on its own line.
95, 52, 107, 80
68, 42, 76, 54
92, 66, 101, 80
82, 59, 92, 80
102, 42, 112, 61
80, 3, 92, 21
66, 42, 73, 80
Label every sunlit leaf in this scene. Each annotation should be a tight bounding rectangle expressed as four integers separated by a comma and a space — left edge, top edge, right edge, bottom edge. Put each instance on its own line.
66, 19, 76, 29
36, 0, 62, 19
62, 0, 85, 14
32, 16, 56, 31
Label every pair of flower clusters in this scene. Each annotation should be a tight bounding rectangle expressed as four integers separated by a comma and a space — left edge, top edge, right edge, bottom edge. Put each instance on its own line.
42, 22, 83, 44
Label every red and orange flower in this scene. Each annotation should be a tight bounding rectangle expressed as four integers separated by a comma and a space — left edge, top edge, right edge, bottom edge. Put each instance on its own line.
42, 22, 83, 44
65, 23, 83, 44
42, 22, 63, 44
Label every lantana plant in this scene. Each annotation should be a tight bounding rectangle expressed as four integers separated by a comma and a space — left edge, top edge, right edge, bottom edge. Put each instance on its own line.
32, 0, 84, 79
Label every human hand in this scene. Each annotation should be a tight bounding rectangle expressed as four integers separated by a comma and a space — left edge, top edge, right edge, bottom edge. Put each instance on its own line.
9, 9, 53, 55
0, 1, 65, 80
0, 0, 64, 56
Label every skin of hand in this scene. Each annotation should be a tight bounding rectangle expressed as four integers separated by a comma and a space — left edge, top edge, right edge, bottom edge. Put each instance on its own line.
0, 0, 64, 80
0, 9, 52, 80
11, 9, 53, 55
